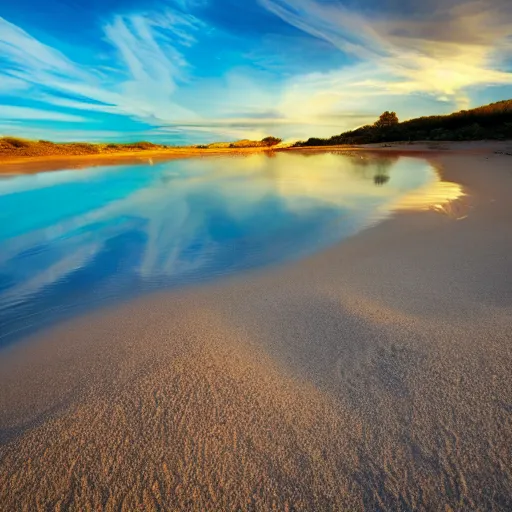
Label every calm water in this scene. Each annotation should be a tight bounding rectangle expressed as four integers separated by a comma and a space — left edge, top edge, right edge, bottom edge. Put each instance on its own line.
0, 152, 437, 346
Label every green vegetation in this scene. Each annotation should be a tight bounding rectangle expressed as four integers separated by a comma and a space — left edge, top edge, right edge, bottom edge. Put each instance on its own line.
295, 99, 512, 147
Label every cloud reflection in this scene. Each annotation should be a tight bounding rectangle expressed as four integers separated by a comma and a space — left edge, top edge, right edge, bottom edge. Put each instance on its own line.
0, 152, 462, 345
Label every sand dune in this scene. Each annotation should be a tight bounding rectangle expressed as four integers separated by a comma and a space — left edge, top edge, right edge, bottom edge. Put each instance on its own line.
1, 149, 512, 510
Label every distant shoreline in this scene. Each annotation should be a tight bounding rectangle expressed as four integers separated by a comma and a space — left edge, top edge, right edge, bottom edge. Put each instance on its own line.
0, 145, 274, 175
0, 140, 511, 175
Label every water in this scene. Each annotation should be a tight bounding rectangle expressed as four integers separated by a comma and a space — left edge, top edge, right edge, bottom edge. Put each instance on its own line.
0, 151, 441, 346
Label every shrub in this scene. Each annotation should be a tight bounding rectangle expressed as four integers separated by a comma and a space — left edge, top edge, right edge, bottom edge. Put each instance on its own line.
1, 137, 31, 148
126, 141, 158, 150
68, 143, 100, 154
294, 99, 512, 147
261, 136, 282, 147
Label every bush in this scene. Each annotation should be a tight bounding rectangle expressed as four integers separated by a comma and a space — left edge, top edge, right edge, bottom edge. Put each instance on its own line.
68, 143, 100, 154
1, 137, 31, 148
294, 99, 512, 147
261, 136, 282, 147
126, 141, 158, 150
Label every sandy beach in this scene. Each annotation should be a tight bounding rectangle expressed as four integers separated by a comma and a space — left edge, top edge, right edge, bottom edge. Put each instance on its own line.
0, 145, 277, 175
1, 145, 511, 510
1, 140, 510, 176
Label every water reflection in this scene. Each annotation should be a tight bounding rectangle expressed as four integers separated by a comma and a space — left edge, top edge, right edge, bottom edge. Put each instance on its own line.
374, 173, 390, 186
0, 152, 461, 346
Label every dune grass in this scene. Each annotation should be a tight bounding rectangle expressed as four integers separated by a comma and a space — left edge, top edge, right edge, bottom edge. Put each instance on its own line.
0, 137, 171, 158
0, 136, 283, 160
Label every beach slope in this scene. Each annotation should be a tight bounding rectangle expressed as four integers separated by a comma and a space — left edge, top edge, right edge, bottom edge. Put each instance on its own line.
0, 150, 511, 510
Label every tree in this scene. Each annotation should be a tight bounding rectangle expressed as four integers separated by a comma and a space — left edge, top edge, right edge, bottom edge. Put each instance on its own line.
374, 111, 399, 128
293, 99, 512, 147
261, 136, 282, 147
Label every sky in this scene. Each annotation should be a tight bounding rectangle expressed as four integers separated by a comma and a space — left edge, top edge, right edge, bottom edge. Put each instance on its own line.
1, 0, 512, 144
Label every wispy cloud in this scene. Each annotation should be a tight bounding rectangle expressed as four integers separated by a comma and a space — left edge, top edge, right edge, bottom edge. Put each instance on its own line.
0, 6, 203, 136
1, 106, 86, 122
259, 0, 512, 109
1, 0, 511, 143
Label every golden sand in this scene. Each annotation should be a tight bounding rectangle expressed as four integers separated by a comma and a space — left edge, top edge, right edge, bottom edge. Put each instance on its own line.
0, 145, 274, 175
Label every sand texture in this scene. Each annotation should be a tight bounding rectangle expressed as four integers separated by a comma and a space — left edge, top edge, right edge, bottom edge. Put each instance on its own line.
1, 150, 512, 510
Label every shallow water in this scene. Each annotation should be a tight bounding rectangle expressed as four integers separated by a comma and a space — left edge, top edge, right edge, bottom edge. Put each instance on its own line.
0, 151, 442, 346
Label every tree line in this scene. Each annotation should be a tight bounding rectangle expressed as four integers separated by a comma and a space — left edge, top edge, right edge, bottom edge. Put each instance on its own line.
294, 99, 512, 147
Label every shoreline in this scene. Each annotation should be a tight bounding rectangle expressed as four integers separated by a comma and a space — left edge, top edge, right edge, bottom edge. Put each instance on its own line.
1, 149, 512, 509
0, 145, 275, 175
1, 139, 511, 175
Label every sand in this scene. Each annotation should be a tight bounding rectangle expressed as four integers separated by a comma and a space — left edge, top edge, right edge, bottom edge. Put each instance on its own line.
0, 146, 276, 175
1, 145, 512, 510
1, 139, 510, 176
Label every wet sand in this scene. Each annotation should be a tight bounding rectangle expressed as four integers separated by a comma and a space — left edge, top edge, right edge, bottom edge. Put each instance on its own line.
1, 149, 512, 510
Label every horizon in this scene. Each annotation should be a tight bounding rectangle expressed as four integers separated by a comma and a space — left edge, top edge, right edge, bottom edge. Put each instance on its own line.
1, 0, 512, 144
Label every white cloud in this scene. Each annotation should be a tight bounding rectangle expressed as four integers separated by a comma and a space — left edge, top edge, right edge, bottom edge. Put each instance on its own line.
259, 0, 512, 111
1, 9, 284, 142
1, 0, 511, 143
0, 106, 85, 122
0, 17, 78, 74
0, 123, 145, 142
0, 9, 202, 132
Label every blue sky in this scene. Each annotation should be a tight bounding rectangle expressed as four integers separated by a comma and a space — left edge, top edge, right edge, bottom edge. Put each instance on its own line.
1, 0, 512, 144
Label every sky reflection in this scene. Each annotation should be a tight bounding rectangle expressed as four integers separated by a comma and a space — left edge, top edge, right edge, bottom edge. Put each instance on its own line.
0, 152, 459, 346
